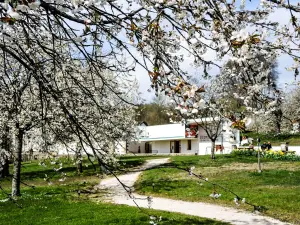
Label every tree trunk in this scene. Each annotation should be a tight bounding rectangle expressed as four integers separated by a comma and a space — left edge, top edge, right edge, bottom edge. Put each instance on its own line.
97, 157, 103, 174
77, 160, 83, 174
275, 121, 281, 134
77, 151, 83, 174
1, 160, 10, 178
274, 109, 282, 134
1, 124, 10, 178
11, 128, 24, 197
97, 157, 107, 174
211, 141, 216, 160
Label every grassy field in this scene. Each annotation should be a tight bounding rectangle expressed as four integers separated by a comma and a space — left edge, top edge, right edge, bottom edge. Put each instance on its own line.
0, 155, 226, 225
135, 155, 300, 224
0, 183, 226, 225
1, 155, 165, 186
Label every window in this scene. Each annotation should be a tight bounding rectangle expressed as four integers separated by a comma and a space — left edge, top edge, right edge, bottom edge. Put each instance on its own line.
188, 140, 191, 150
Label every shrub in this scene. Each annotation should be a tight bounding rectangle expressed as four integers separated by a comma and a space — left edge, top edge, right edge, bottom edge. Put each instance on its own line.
231, 149, 300, 161
264, 150, 300, 161
232, 149, 257, 157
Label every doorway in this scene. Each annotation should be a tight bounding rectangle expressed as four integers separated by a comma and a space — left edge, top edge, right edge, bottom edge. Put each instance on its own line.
145, 142, 152, 153
170, 141, 181, 153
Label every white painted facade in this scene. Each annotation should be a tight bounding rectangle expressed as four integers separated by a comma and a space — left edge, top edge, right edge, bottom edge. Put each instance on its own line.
128, 120, 240, 155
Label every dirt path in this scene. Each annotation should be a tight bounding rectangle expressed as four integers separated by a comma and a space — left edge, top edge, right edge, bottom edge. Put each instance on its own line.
97, 158, 291, 225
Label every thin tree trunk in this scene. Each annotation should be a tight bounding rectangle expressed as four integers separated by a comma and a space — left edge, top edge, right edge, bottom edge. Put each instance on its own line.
275, 120, 281, 134
77, 151, 83, 174
77, 161, 83, 173
1, 160, 9, 178
12, 128, 24, 197
1, 124, 10, 178
97, 157, 107, 174
211, 141, 216, 160
257, 138, 262, 173
274, 109, 282, 134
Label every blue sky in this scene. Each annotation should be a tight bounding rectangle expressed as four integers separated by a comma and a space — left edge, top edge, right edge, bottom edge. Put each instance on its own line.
132, 1, 299, 101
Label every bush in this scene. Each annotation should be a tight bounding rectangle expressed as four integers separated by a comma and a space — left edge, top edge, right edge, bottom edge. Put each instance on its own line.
231, 149, 300, 161
232, 149, 257, 157
264, 150, 300, 161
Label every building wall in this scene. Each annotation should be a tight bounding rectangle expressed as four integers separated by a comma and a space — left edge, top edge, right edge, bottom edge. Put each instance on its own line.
129, 140, 199, 154
198, 141, 233, 155
129, 122, 240, 155
153, 140, 200, 154
151, 141, 169, 153
128, 141, 146, 153
197, 125, 239, 155
138, 123, 185, 141
180, 140, 198, 154
180, 140, 186, 153
192, 140, 199, 153
128, 141, 139, 153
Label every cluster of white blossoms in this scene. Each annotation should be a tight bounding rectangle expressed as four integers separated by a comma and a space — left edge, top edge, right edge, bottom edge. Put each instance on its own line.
53, 163, 63, 172
0, 0, 298, 198
234, 197, 246, 206
188, 166, 195, 176
149, 215, 162, 225
209, 192, 222, 199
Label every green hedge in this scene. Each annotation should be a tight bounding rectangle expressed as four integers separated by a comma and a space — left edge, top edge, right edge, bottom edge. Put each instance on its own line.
232, 149, 300, 161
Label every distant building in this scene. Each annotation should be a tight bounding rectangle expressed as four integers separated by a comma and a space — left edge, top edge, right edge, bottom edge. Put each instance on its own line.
128, 119, 240, 155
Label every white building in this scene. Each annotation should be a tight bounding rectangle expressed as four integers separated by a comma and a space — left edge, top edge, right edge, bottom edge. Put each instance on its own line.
128, 120, 240, 155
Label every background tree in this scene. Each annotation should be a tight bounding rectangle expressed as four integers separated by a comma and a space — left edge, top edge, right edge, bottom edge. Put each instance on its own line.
172, 80, 232, 159
136, 103, 171, 125
0, 57, 48, 196
0, 54, 138, 196
0, 0, 299, 200
281, 87, 300, 132
0, 0, 297, 119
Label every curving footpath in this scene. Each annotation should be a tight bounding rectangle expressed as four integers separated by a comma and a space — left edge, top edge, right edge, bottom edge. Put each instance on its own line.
97, 158, 291, 225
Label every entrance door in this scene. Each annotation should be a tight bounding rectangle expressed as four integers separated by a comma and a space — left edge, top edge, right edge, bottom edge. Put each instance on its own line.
174, 141, 181, 153
175, 141, 181, 153
170, 141, 175, 153
170, 141, 181, 153
145, 142, 152, 153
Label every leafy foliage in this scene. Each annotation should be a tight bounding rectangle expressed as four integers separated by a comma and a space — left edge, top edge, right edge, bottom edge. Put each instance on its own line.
136, 104, 172, 125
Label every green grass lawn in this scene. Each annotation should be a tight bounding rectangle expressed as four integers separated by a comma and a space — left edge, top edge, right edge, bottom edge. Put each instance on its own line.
0, 182, 227, 225
0, 155, 226, 225
1, 155, 165, 186
135, 155, 300, 224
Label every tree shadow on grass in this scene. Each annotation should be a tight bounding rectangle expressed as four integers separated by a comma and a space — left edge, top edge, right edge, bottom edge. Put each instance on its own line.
16, 157, 149, 181
160, 217, 229, 225
19, 165, 97, 180
136, 176, 193, 194
170, 155, 278, 168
